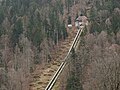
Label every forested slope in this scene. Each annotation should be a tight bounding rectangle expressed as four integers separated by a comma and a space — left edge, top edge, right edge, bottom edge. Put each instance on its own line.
0, 0, 88, 90
66, 0, 120, 90
0, 0, 68, 90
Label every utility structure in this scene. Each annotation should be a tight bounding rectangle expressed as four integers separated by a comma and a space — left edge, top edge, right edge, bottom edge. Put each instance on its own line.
75, 14, 88, 29
45, 16, 88, 90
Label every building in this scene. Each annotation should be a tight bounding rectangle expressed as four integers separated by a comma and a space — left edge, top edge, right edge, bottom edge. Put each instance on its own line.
75, 15, 88, 29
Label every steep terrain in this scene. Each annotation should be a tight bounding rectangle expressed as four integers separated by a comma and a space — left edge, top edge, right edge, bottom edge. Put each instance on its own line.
29, 31, 76, 90
65, 0, 120, 90
0, 0, 88, 90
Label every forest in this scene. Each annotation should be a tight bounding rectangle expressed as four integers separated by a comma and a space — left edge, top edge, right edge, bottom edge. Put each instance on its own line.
0, 0, 120, 90
0, 0, 69, 90
65, 0, 120, 90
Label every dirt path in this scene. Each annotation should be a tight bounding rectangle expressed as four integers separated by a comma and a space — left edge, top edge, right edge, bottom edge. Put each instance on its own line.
29, 30, 77, 90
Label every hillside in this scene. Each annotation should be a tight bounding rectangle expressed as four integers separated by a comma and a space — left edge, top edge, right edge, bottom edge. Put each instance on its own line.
65, 0, 120, 90
0, 0, 88, 90
0, 0, 120, 90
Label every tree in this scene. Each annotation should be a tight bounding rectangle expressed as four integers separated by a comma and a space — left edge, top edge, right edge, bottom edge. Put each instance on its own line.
68, 16, 71, 24
0, 6, 4, 25
62, 22, 68, 40
11, 18, 23, 48
111, 12, 120, 35
66, 48, 83, 90
66, 71, 83, 90
76, 30, 120, 90
89, 6, 97, 21
116, 31, 120, 45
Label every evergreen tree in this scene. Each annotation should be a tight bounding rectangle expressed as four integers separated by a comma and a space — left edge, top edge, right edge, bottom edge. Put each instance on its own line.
0, 6, 4, 24
90, 6, 97, 21
62, 22, 68, 40
11, 19, 23, 48
111, 13, 120, 35
68, 16, 71, 24
66, 48, 83, 90
66, 71, 83, 90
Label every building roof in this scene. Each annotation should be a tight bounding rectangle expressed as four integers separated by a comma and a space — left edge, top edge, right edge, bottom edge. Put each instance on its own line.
76, 16, 87, 22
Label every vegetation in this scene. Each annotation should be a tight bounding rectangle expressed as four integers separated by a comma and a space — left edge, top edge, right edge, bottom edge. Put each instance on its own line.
90, 0, 120, 35
0, 0, 120, 90
66, 48, 83, 90
66, 0, 120, 90
0, 0, 69, 90
11, 19, 23, 48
